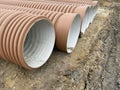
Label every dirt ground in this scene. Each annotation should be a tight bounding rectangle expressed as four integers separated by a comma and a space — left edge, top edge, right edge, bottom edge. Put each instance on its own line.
0, 1, 120, 90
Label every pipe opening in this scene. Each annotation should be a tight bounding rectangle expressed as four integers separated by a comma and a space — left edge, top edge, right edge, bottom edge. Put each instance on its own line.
85, 7, 91, 28
67, 14, 80, 53
24, 19, 55, 68
81, 7, 90, 33
89, 6, 95, 23
93, 4, 99, 18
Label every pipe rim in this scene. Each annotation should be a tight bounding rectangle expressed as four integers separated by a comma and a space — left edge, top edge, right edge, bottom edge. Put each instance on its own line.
80, 6, 90, 33
23, 19, 55, 68
67, 14, 81, 53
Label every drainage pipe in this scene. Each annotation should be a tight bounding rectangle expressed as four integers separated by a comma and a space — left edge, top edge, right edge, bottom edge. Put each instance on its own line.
27, 0, 94, 32
0, 9, 55, 69
0, 4, 81, 53
0, 0, 89, 33
45, 0, 93, 4
40, 0, 98, 23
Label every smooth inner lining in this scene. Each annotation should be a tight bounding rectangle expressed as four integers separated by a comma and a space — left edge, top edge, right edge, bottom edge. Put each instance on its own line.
23, 19, 55, 68
67, 15, 81, 53
81, 7, 90, 33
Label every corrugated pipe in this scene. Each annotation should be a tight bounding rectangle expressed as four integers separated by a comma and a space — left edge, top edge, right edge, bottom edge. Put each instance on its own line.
0, 0, 90, 33
0, 9, 55, 69
40, 0, 98, 23
29, 0, 92, 32
44, 0, 99, 24
45, 0, 93, 4
26, 0, 98, 31
28, 0, 97, 31
42, 0, 98, 23
24, 0, 92, 5
22, 0, 93, 33
91, 1, 99, 22
0, 0, 99, 69
0, 4, 81, 53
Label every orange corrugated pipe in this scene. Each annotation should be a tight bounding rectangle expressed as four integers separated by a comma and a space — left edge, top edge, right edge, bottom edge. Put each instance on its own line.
21, 0, 98, 30
0, 4, 81, 53
41, 0, 98, 23
0, 9, 55, 69
0, 0, 99, 69
0, 0, 91, 33
34, 0, 93, 4
28, 0, 98, 24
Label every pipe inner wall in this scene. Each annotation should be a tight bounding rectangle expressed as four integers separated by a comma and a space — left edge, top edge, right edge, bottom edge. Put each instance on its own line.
23, 19, 55, 68
67, 14, 80, 53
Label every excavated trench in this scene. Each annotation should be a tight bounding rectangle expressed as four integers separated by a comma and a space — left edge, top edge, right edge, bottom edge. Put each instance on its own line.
0, 1, 120, 90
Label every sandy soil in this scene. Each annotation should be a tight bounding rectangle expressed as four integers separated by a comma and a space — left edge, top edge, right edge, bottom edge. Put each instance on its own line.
0, 1, 120, 90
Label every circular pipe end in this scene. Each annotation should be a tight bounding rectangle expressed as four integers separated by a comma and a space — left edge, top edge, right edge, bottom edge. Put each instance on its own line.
55, 13, 81, 53
67, 14, 80, 53
23, 19, 55, 69
78, 6, 90, 33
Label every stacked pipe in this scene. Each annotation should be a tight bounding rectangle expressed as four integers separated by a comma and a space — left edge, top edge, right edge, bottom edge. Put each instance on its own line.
45, 0, 93, 4
21, 0, 98, 29
0, 0, 98, 69
44, 0, 99, 22
23, 0, 98, 27
0, 4, 81, 53
24, 0, 93, 4
0, 0, 94, 33
43, 0, 99, 22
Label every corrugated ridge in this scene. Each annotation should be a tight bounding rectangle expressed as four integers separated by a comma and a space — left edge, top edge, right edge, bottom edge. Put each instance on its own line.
0, 4, 64, 24
0, 0, 77, 13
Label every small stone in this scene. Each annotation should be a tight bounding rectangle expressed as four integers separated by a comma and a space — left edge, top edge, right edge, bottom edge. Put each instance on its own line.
0, 82, 5, 88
